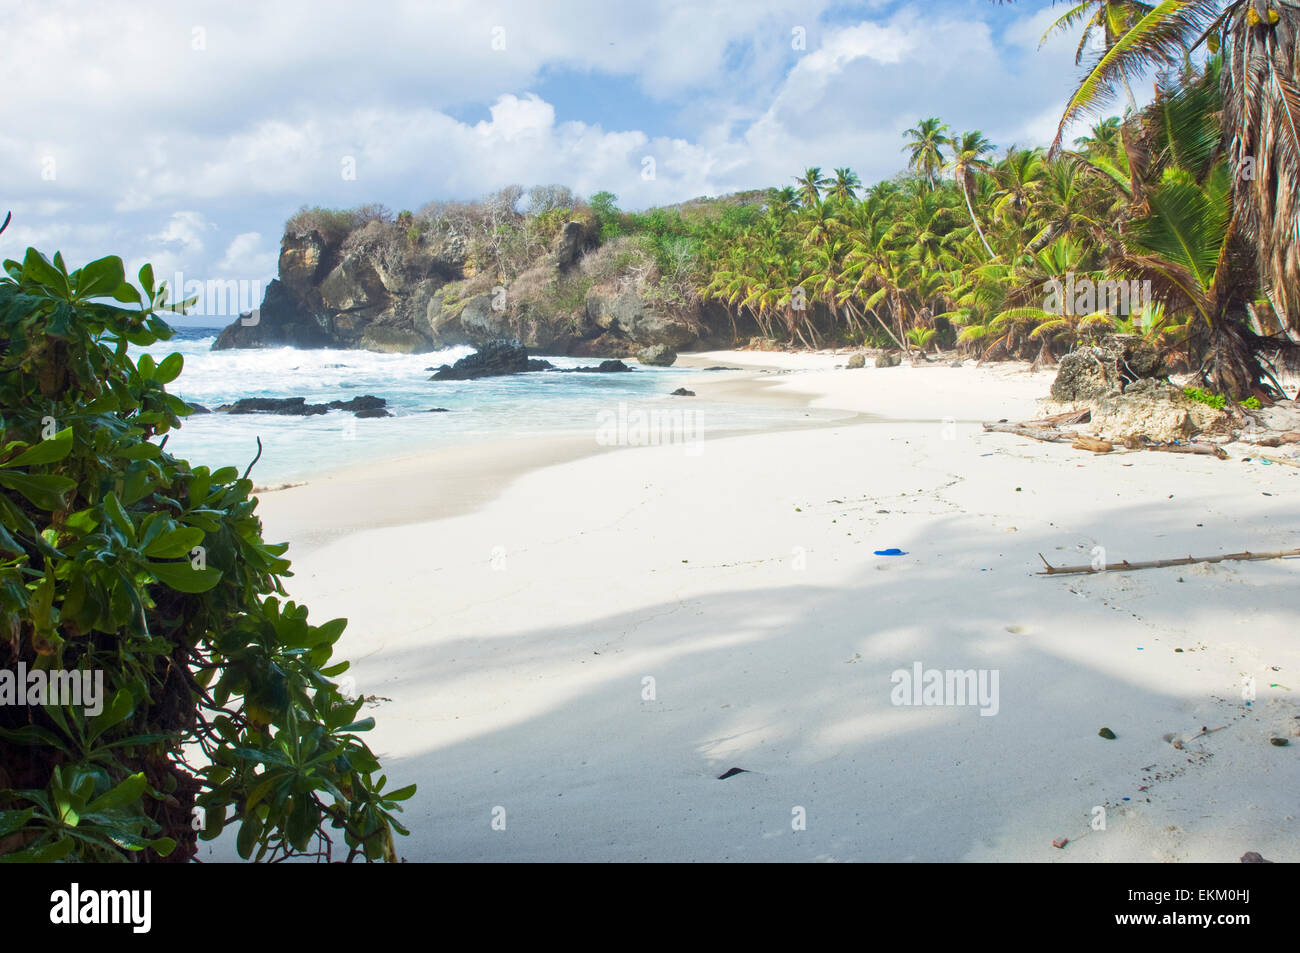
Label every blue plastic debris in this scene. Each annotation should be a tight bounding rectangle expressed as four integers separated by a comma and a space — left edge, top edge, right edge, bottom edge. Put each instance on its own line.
874, 548, 907, 556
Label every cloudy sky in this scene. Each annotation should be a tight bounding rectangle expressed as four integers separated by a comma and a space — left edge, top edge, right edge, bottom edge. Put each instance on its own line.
1, 0, 1126, 325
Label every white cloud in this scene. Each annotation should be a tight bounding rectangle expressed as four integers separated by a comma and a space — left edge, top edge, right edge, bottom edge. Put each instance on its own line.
148, 211, 214, 255
1, 1, 1103, 287
216, 232, 276, 278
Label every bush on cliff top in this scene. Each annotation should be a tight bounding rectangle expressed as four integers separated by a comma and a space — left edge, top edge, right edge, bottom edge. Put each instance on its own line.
0, 248, 413, 861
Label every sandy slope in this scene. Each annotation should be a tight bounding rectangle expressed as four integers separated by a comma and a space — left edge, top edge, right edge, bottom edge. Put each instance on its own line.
210, 352, 1300, 862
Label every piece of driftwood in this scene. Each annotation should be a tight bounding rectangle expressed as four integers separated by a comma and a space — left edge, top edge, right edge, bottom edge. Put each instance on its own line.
1037, 548, 1300, 576
1247, 432, 1300, 448
1071, 435, 1113, 453
1147, 441, 1229, 459
982, 423, 1069, 442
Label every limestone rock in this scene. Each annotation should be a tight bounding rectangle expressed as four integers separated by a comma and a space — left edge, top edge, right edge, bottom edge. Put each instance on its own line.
637, 344, 678, 366
875, 352, 901, 368
214, 213, 743, 356
1051, 335, 1165, 402
1258, 399, 1300, 432
319, 253, 387, 312
213, 279, 333, 350
553, 221, 584, 269
1091, 379, 1230, 441
359, 326, 432, 353
847, 352, 866, 369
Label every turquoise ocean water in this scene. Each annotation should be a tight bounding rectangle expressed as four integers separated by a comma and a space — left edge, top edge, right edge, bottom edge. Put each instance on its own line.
132, 328, 816, 484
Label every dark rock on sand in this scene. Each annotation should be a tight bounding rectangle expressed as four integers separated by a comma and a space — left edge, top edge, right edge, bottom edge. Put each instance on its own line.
671, 387, 695, 396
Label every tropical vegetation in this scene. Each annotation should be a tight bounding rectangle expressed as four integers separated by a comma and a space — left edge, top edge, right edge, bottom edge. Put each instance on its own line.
0, 249, 413, 862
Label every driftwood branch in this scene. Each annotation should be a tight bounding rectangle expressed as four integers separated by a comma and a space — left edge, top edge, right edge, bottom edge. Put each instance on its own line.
1071, 435, 1113, 453
982, 423, 1070, 442
1145, 441, 1229, 459
985, 421, 1228, 459
1037, 548, 1300, 576
1245, 432, 1300, 448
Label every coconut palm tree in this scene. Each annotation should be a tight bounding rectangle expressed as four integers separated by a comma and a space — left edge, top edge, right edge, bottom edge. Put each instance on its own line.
947, 131, 998, 257
1074, 116, 1125, 153
801, 197, 839, 247
983, 235, 1108, 365
838, 199, 910, 350
1119, 159, 1279, 397
795, 168, 831, 206
902, 118, 951, 189
1040, 1, 1155, 110
770, 186, 799, 221
1033, 0, 1300, 333
829, 168, 862, 204
991, 148, 1049, 233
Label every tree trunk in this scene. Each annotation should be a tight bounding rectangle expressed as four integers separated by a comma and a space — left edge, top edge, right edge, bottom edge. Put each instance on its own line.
962, 176, 995, 258
865, 305, 907, 351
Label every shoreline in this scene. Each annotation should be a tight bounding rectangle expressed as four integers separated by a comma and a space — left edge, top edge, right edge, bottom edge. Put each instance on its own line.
253, 356, 864, 553
252, 350, 1053, 554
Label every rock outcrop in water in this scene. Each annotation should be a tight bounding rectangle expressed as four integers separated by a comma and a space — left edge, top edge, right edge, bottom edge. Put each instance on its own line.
213, 207, 743, 357
213, 395, 391, 417
429, 340, 553, 380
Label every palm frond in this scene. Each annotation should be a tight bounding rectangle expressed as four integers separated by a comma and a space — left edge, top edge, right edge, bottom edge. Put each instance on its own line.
1051, 0, 1218, 154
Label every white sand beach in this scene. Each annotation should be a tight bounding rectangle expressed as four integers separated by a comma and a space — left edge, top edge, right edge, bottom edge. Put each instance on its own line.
220, 352, 1300, 862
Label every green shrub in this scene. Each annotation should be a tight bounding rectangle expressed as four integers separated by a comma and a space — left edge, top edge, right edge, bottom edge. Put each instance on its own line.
0, 249, 413, 862
1183, 386, 1227, 409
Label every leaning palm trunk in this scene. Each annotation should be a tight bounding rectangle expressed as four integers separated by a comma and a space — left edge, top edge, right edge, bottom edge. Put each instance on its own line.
867, 305, 907, 351
1222, 0, 1300, 331
961, 175, 996, 257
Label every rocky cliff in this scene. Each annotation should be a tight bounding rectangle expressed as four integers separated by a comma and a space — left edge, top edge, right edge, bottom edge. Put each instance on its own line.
214, 214, 740, 356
